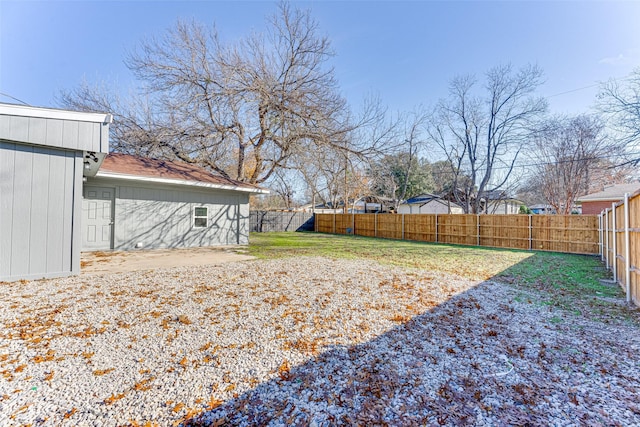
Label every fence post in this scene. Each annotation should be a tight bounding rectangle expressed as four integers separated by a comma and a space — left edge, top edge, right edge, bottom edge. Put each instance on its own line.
598, 213, 602, 260
528, 215, 532, 251
612, 203, 617, 283
333, 212, 336, 234
374, 213, 378, 238
605, 209, 609, 269
352, 212, 355, 235
624, 193, 631, 303
401, 214, 405, 240
476, 214, 480, 246
435, 214, 439, 243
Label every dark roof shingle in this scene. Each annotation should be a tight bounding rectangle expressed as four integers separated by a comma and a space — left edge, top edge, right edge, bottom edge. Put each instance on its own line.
98, 153, 263, 192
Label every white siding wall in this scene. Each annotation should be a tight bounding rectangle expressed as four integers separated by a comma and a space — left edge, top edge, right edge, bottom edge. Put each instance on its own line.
487, 200, 521, 214
0, 114, 108, 152
84, 178, 250, 250
398, 200, 463, 214
0, 142, 81, 281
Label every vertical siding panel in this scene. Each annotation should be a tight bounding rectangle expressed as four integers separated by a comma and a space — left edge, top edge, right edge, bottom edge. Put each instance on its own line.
28, 148, 51, 274
169, 189, 179, 246
70, 153, 82, 274
8, 116, 29, 141
238, 194, 249, 244
125, 186, 134, 249
45, 119, 64, 147
1, 115, 107, 152
0, 116, 10, 136
0, 142, 16, 278
62, 120, 80, 150
10, 145, 34, 276
100, 123, 109, 152
112, 185, 123, 250
46, 151, 67, 272
28, 117, 47, 145
60, 151, 75, 271
78, 122, 94, 151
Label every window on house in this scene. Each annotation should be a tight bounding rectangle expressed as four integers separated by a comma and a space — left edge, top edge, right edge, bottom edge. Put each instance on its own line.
194, 206, 208, 228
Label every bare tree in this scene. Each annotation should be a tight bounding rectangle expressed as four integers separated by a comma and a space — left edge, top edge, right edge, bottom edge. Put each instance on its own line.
366, 109, 436, 209
394, 110, 429, 204
527, 115, 627, 213
427, 64, 547, 213
60, 3, 376, 185
267, 168, 299, 209
295, 145, 347, 210
599, 68, 640, 164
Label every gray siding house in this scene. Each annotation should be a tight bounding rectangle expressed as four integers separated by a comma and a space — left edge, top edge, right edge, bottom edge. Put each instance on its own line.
0, 103, 111, 281
82, 153, 267, 251
1, 103, 267, 282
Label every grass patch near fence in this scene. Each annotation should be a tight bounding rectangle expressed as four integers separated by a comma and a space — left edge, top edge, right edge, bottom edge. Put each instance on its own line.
249, 232, 533, 280
249, 232, 635, 324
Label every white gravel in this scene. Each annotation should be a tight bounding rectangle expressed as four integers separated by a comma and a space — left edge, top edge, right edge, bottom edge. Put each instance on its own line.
0, 257, 639, 426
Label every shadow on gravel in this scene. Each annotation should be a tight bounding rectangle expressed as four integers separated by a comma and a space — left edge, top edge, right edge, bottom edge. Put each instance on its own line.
182, 277, 640, 426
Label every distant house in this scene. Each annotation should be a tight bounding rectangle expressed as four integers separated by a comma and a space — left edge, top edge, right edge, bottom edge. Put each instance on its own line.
301, 196, 395, 214
397, 194, 463, 214
529, 204, 555, 215
83, 153, 268, 251
351, 196, 395, 213
483, 191, 524, 215
577, 183, 640, 215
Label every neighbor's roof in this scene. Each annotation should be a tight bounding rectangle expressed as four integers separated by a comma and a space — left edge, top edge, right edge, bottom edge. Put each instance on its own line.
577, 183, 640, 202
404, 193, 441, 204
402, 194, 464, 208
97, 153, 268, 194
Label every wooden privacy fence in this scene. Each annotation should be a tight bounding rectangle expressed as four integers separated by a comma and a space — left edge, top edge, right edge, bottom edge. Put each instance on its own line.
315, 213, 599, 255
250, 211, 314, 232
601, 190, 640, 306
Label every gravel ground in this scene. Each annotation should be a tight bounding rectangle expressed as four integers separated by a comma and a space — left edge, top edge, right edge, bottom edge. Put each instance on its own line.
1, 257, 639, 426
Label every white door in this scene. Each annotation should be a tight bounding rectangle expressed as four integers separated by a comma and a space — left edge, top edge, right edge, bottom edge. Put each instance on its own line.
82, 186, 114, 250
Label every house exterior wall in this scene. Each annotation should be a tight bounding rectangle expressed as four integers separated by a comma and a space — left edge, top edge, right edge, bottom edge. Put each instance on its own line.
0, 105, 109, 152
83, 177, 250, 250
0, 141, 82, 281
398, 200, 463, 214
581, 200, 616, 215
487, 200, 521, 214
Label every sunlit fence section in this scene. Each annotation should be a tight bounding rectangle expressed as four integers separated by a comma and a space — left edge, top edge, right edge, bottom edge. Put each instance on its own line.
601, 191, 640, 306
315, 213, 600, 255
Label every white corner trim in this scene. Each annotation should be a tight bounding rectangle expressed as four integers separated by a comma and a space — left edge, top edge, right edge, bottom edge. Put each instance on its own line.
0, 103, 112, 124
95, 171, 270, 194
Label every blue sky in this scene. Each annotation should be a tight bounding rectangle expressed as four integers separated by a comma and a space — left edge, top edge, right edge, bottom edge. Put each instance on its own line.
1, 1, 639, 116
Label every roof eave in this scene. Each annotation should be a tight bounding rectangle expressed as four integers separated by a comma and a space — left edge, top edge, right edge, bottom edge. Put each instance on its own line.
0, 103, 112, 124
577, 197, 624, 202
94, 171, 269, 194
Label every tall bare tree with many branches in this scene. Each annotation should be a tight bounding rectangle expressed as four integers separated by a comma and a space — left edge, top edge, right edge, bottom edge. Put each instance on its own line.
598, 67, 640, 166
60, 3, 378, 185
427, 64, 547, 213
527, 115, 624, 214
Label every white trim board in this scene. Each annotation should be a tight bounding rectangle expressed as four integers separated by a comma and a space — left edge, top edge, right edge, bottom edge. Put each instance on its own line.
0, 103, 112, 124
